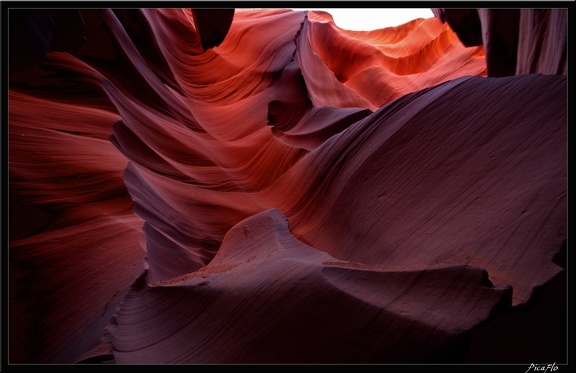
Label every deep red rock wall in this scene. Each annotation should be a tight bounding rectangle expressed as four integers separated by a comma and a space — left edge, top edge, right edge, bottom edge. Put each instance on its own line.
8, 8, 567, 364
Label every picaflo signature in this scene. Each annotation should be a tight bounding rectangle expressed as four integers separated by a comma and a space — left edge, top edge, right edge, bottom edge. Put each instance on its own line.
525, 363, 559, 373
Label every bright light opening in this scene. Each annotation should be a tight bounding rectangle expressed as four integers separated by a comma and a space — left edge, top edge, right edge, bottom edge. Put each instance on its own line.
291, 8, 435, 31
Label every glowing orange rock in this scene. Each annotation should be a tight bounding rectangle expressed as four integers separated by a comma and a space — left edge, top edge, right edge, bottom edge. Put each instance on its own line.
8, 8, 566, 364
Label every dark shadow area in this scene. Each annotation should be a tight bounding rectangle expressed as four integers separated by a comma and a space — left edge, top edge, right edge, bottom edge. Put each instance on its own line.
465, 270, 567, 363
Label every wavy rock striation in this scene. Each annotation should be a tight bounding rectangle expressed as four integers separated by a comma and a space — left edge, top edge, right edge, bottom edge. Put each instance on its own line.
8, 8, 566, 364
107, 209, 511, 364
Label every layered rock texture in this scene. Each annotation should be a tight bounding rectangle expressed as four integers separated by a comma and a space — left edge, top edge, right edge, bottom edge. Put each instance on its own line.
8, 8, 567, 364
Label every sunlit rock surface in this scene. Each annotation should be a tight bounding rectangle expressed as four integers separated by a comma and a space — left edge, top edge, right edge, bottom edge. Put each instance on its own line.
8, 8, 566, 364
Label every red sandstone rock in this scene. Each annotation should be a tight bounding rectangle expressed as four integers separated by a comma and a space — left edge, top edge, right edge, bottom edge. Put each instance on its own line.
107, 209, 511, 363
8, 8, 566, 364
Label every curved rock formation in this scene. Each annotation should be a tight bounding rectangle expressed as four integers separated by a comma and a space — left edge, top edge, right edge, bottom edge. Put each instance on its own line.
8, 7, 567, 364
432, 8, 567, 76
107, 209, 511, 364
